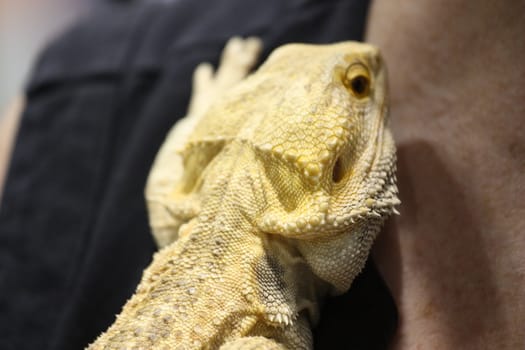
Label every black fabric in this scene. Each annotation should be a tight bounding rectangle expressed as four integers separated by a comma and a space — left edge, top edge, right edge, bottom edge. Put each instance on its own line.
0, 0, 396, 349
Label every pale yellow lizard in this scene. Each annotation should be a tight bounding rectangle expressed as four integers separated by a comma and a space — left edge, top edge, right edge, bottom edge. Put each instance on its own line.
89, 37, 399, 349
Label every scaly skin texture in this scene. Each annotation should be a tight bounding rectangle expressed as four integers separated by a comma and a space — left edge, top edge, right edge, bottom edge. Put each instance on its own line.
89, 38, 399, 349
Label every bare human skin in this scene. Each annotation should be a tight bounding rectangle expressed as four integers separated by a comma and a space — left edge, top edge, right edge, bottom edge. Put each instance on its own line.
366, 1, 525, 349
0, 96, 24, 203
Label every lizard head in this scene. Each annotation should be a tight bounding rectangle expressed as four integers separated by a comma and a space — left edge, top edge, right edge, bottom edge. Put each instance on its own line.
250, 42, 399, 292
150, 41, 398, 292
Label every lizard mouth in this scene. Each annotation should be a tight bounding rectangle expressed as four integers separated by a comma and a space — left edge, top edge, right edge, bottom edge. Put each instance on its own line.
258, 114, 398, 240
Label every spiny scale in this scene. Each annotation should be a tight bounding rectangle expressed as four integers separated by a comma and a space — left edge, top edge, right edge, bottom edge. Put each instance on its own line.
89, 37, 398, 349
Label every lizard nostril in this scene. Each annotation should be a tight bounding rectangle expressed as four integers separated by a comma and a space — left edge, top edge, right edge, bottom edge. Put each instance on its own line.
332, 157, 344, 183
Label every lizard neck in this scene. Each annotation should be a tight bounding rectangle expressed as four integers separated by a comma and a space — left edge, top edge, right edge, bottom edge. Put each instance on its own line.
126, 210, 323, 348
105, 142, 324, 347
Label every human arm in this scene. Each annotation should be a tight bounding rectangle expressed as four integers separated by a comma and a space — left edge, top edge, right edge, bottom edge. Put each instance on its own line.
366, 1, 525, 348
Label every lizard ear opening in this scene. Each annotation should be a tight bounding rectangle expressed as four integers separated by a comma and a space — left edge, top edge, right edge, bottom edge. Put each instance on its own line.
332, 157, 344, 183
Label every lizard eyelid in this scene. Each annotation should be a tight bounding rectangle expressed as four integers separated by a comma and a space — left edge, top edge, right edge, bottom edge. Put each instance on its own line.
343, 62, 371, 98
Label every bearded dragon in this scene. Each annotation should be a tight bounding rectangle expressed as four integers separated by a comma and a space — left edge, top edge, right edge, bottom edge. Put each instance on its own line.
89, 37, 399, 349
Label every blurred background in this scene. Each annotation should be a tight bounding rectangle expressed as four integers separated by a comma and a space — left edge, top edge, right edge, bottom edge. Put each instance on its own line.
0, 0, 90, 114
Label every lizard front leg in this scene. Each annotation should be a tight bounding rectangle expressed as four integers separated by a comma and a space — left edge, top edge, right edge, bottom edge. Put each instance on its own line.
146, 37, 262, 247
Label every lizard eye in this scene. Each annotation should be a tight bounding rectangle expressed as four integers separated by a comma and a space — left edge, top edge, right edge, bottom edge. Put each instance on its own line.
344, 63, 371, 98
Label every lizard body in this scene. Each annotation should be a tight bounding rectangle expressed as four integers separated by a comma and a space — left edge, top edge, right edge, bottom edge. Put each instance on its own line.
89, 38, 398, 349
